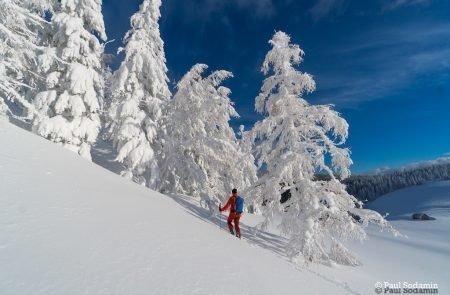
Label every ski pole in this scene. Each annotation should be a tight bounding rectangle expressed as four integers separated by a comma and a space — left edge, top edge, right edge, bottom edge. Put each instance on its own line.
218, 204, 222, 231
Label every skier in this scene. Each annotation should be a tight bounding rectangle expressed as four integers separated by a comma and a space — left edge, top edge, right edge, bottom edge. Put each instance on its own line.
219, 188, 244, 238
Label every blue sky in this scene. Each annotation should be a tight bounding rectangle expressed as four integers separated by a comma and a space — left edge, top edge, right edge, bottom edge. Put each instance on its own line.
103, 0, 450, 174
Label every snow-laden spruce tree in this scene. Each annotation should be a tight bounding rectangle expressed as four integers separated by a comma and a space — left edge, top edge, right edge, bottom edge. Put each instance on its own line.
0, 0, 55, 119
247, 31, 397, 265
159, 64, 257, 207
106, 0, 171, 187
31, 0, 107, 160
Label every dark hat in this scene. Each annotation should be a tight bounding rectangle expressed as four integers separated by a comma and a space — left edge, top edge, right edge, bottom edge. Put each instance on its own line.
232, 188, 237, 194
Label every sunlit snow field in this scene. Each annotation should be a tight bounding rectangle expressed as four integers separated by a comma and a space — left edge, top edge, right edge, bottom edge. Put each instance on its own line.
1, 119, 449, 295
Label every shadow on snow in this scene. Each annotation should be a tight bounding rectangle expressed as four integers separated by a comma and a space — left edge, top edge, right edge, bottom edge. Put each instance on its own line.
167, 194, 288, 259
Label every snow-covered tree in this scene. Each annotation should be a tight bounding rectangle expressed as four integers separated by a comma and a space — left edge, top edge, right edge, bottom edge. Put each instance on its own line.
159, 64, 257, 207
0, 0, 55, 119
31, 0, 107, 160
246, 31, 396, 265
106, 0, 171, 187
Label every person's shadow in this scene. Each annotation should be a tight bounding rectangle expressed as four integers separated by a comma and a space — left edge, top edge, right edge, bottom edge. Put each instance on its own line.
167, 194, 365, 295
167, 194, 288, 259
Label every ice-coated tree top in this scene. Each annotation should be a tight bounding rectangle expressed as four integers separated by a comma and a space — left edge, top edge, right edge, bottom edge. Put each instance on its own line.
60, 0, 107, 41
114, 0, 170, 102
131, 0, 162, 29
263, 31, 303, 74
256, 31, 316, 115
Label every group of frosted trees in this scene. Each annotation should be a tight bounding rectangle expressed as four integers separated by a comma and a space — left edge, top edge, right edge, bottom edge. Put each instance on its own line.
1, 0, 106, 159
1, 0, 396, 265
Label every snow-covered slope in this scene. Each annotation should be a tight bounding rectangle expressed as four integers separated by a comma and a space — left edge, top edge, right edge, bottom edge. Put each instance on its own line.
242, 181, 450, 294
366, 181, 450, 220
1, 119, 449, 294
351, 181, 450, 293
0, 120, 347, 294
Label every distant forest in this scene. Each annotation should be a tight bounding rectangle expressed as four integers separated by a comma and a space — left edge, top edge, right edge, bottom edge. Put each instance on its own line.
280, 161, 450, 204
343, 162, 450, 202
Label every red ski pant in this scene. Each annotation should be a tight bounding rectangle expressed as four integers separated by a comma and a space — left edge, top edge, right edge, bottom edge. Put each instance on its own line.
227, 213, 241, 237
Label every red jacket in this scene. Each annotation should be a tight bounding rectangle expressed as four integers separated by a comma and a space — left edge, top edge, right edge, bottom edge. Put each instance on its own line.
221, 193, 238, 213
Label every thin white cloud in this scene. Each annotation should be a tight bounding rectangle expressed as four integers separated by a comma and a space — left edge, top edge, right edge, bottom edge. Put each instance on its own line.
203, 0, 274, 18
373, 166, 393, 175
162, 0, 275, 27
383, 0, 431, 11
309, 0, 431, 21
236, 0, 274, 17
400, 157, 450, 170
309, 0, 346, 22
313, 22, 450, 106
362, 156, 450, 175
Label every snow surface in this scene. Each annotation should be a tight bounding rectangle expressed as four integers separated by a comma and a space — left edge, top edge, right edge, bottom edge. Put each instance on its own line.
1, 119, 449, 294
366, 181, 450, 220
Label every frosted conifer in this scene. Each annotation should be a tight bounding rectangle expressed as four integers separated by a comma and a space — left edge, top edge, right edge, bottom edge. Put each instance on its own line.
247, 31, 397, 265
107, 0, 171, 187
160, 64, 257, 207
0, 0, 55, 118
31, 0, 107, 160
